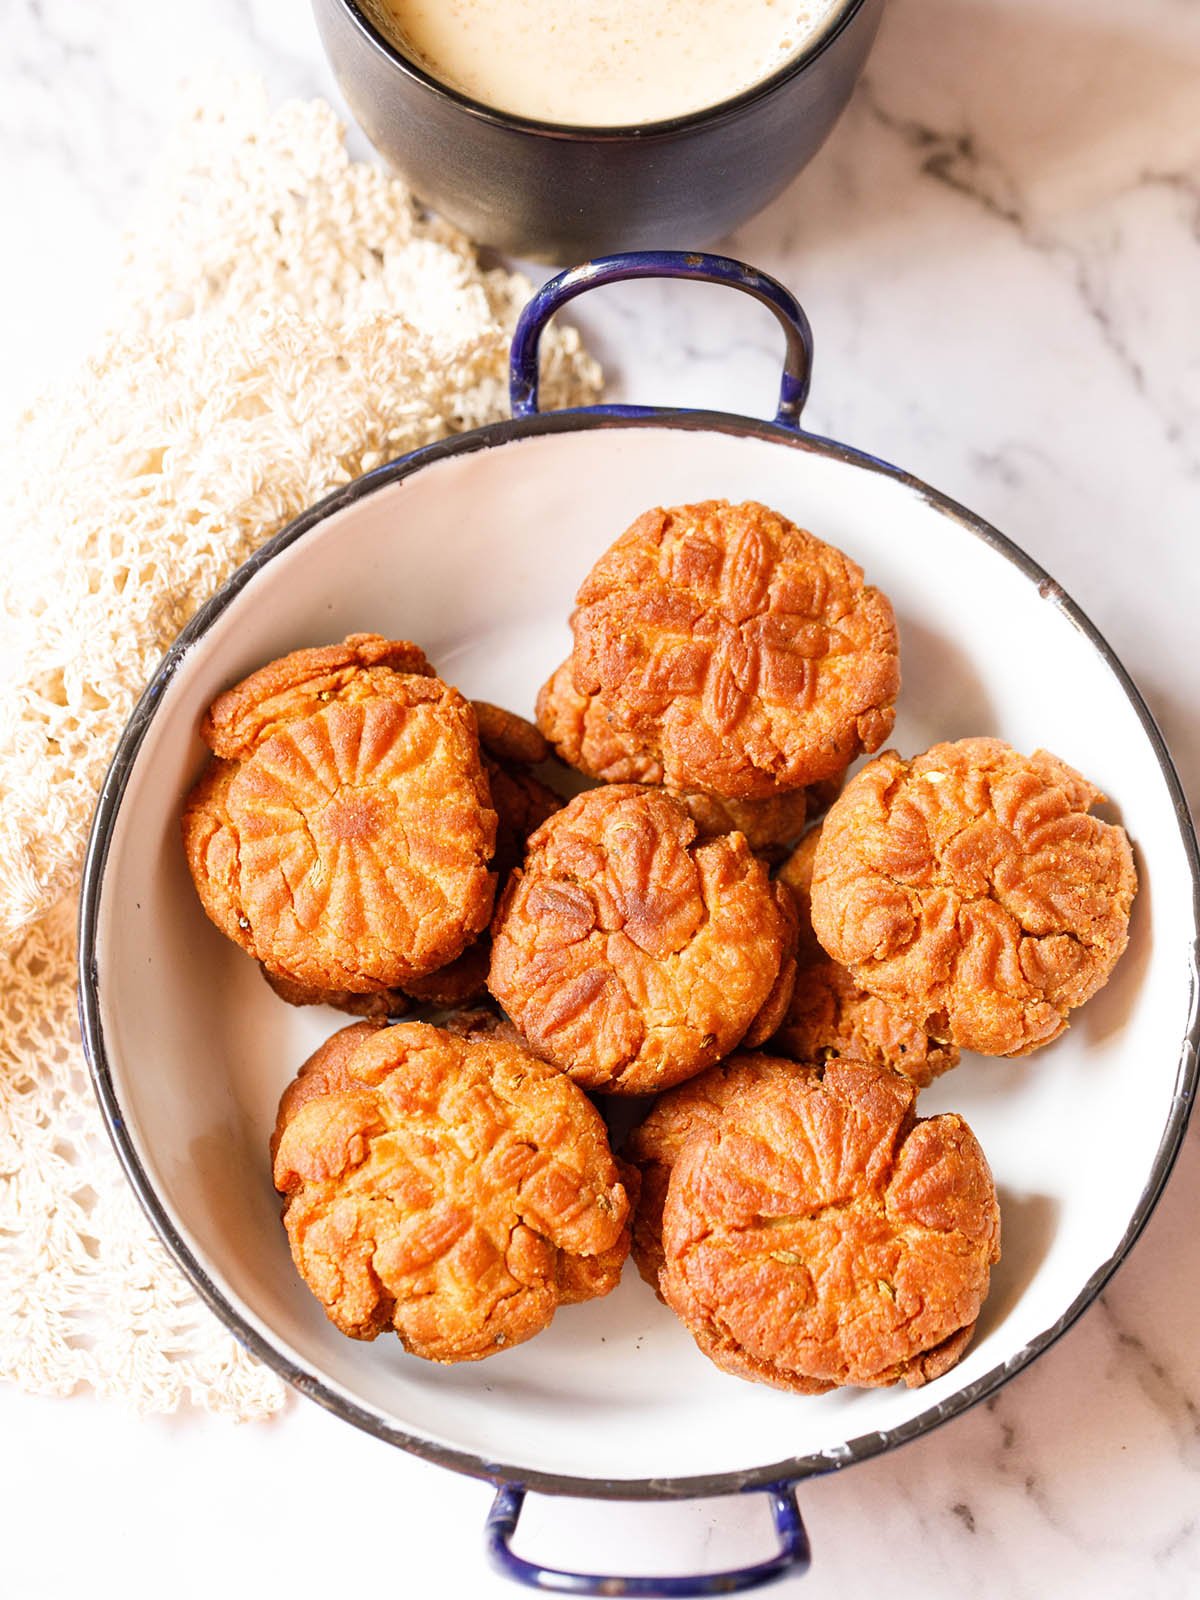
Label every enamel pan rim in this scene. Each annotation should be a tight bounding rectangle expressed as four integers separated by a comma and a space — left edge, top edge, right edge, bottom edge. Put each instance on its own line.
78, 407, 1200, 1500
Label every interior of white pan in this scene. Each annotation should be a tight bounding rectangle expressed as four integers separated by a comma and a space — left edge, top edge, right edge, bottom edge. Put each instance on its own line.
89, 420, 1198, 1491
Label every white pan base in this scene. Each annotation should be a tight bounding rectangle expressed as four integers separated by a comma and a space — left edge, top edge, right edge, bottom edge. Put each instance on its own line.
94, 423, 1197, 1488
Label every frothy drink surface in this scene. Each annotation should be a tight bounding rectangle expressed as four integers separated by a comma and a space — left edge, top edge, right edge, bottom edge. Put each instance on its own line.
370, 1, 845, 126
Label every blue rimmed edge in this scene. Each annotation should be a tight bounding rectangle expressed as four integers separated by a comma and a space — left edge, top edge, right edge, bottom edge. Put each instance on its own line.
78, 402, 1200, 1503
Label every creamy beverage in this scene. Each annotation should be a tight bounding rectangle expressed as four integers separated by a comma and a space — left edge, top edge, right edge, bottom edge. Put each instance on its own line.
369, 1, 846, 127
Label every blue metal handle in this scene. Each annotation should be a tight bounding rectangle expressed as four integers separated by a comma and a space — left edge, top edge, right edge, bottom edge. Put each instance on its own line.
484, 1482, 811, 1596
509, 252, 814, 431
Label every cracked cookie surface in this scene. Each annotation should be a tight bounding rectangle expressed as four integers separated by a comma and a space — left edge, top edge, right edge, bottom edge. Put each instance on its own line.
182, 635, 497, 993
537, 659, 812, 855
567, 501, 899, 798
809, 738, 1137, 1056
774, 827, 959, 1086
200, 633, 438, 760
626, 1052, 816, 1292
257, 702, 561, 1015
488, 785, 791, 1094
272, 1020, 630, 1361
660, 1057, 1001, 1391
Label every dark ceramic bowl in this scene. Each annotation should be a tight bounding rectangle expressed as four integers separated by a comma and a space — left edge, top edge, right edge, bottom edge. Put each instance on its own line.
312, 0, 884, 261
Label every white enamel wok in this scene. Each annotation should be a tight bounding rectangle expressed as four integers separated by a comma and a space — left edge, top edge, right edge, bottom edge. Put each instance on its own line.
79, 254, 1200, 1596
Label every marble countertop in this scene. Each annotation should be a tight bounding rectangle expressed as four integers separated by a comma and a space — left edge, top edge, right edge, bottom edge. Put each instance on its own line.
3, 1, 1199, 1595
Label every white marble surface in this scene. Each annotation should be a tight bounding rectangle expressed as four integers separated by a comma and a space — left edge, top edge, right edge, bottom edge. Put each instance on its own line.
3, 0, 1199, 1595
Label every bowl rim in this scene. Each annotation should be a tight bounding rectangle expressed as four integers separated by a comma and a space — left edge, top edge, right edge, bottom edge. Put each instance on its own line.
332, 0, 871, 142
78, 405, 1200, 1500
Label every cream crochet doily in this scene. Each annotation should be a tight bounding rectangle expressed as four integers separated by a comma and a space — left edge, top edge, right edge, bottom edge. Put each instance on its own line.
0, 82, 601, 1417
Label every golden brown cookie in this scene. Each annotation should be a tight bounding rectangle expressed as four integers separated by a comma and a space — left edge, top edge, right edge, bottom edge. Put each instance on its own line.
474, 699, 563, 886
567, 501, 899, 798
483, 754, 562, 881
660, 1058, 1001, 1391
261, 969, 412, 1018
488, 786, 790, 1094
183, 636, 498, 995
400, 941, 494, 1006
535, 658, 665, 786
773, 827, 959, 1087
626, 1053, 816, 1292
415, 713, 560, 997
809, 738, 1138, 1057
472, 700, 552, 768
536, 658, 811, 855
272, 1020, 630, 1361
261, 918, 494, 1016
805, 768, 850, 820
202, 633, 437, 760
436, 1004, 524, 1043
776, 963, 961, 1088
740, 882, 800, 1048
256, 702, 560, 1017
674, 787, 810, 861
776, 826, 825, 955
556, 1159, 641, 1306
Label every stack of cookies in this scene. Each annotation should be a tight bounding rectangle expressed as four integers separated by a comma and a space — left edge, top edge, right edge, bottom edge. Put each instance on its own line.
181, 498, 1137, 1393
182, 633, 561, 1019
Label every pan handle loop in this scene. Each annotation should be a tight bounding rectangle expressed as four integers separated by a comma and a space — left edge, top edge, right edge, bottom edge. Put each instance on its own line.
509, 252, 814, 431
483, 1481, 812, 1596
